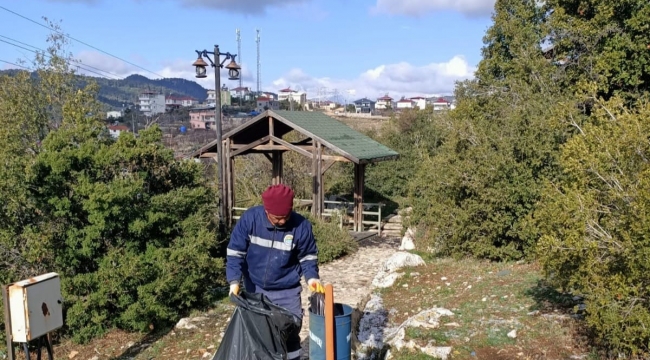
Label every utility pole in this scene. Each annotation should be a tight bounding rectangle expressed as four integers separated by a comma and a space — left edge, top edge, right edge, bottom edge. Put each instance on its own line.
256, 29, 261, 95
236, 28, 242, 107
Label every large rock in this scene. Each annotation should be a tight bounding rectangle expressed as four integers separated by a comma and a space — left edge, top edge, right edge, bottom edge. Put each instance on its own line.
382, 251, 424, 273
371, 252, 425, 288
399, 227, 416, 251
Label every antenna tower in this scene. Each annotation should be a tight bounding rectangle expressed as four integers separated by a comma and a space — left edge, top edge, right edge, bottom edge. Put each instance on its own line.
236, 28, 242, 106
256, 29, 261, 94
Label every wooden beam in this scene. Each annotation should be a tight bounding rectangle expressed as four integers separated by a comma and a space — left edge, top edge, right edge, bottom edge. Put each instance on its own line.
321, 160, 336, 175
270, 135, 313, 158
321, 155, 351, 162
230, 143, 315, 151
229, 135, 271, 157
294, 137, 313, 146
233, 145, 288, 151
263, 153, 273, 163
199, 152, 219, 158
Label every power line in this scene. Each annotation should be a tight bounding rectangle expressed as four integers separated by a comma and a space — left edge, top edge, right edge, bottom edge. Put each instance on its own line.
0, 38, 120, 79
0, 34, 122, 79
0, 5, 165, 79
0, 58, 30, 70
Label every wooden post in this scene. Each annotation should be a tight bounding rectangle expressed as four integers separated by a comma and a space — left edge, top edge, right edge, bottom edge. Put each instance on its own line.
221, 139, 229, 225
325, 284, 335, 360
317, 142, 324, 217
353, 164, 359, 232
272, 151, 283, 185
312, 139, 323, 217
229, 155, 235, 223
225, 139, 233, 225
3, 285, 16, 360
353, 163, 366, 232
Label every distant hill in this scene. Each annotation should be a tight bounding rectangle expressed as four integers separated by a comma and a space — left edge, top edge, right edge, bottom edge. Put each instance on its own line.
0, 70, 208, 110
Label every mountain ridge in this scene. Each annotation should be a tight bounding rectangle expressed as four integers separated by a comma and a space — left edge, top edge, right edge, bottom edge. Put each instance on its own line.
0, 70, 209, 110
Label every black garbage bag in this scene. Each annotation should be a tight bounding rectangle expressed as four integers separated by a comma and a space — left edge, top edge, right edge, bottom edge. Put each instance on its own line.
212, 290, 302, 360
309, 293, 345, 316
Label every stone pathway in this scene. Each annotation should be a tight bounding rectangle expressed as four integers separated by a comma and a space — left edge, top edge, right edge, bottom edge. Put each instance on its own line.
298, 235, 401, 358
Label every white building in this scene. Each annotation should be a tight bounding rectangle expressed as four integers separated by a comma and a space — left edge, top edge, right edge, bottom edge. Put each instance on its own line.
376, 95, 393, 110
429, 97, 455, 111
410, 96, 427, 110
165, 95, 198, 109
107, 125, 129, 138
106, 111, 122, 119
138, 91, 166, 116
207, 88, 232, 106
278, 88, 307, 105
256, 96, 280, 112
396, 98, 414, 110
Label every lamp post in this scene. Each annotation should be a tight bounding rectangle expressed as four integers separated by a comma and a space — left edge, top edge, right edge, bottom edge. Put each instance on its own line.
192, 45, 241, 227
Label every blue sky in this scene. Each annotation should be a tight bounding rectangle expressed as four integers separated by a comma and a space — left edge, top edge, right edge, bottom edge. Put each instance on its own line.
0, 0, 495, 100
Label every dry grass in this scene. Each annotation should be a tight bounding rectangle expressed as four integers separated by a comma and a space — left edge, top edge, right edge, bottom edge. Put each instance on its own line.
379, 256, 595, 360
16, 297, 236, 360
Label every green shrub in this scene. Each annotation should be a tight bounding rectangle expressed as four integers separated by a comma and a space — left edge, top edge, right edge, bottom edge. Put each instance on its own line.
536, 98, 650, 355
1, 125, 226, 344
299, 211, 358, 264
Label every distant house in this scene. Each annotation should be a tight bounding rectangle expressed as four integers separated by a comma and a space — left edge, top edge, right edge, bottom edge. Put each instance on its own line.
410, 96, 427, 110
353, 98, 376, 114
376, 95, 393, 110
429, 97, 454, 111
165, 95, 198, 110
396, 97, 414, 110
106, 111, 122, 119
311, 100, 338, 110
107, 125, 129, 138
230, 86, 251, 99
278, 88, 307, 105
139, 91, 165, 116
189, 106, 217, 130
256, 96, 280, 112
207, 88, 232, 107
263, 92, 279, 101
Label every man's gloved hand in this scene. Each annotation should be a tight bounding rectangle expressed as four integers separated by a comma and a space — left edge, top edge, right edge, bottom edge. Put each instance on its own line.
307, 278, 324, 293
229, 283, 240, 296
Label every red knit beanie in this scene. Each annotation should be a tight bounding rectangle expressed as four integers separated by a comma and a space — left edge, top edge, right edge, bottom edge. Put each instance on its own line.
262, 184, 294, 216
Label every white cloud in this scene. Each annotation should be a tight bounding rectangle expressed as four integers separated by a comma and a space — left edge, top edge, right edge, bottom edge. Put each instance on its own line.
271, 56, 475, 101
371, 0, 495, 17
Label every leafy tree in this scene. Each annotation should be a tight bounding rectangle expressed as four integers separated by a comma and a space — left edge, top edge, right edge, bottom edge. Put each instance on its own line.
405, 0, 570, 260
543, 0, 650, 102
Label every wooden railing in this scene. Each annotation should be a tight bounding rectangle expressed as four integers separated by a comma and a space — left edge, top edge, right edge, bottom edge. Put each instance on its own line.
231, 199, 384, 235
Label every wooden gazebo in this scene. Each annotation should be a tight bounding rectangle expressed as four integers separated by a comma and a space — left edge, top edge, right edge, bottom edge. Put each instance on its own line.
189, 110, 399, 231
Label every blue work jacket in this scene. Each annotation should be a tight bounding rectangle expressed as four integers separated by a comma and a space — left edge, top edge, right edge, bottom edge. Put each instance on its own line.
226, 206, 320, 290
